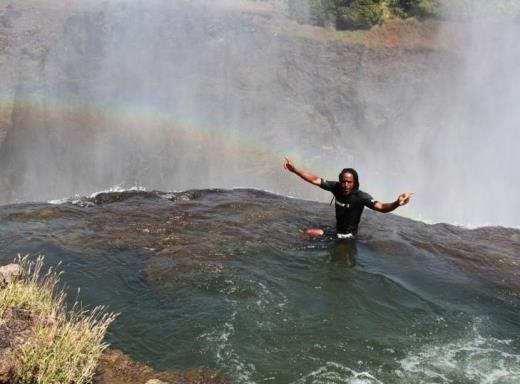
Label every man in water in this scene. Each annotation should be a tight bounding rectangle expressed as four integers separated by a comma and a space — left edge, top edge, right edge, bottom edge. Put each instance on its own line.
284, 157, 413, 239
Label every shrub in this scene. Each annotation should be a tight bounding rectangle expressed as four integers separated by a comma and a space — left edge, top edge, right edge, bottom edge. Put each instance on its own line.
336, 0, 386, 30
394, 0, 439, 18
0, 255, 117, 384
286, 0, 441, 30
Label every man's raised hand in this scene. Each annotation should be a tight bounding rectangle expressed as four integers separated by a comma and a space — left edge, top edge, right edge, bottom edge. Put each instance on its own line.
398, 192, 414, 206
284, 157, 296, 173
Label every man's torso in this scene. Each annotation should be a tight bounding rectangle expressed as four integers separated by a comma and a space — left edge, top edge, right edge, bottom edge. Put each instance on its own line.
320, 180, 376, 235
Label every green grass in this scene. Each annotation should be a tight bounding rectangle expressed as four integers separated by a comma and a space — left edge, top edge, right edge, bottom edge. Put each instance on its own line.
0, 255, 117, 384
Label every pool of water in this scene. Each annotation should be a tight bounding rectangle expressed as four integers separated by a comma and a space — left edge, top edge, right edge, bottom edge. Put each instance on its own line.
1, 189, 519, 383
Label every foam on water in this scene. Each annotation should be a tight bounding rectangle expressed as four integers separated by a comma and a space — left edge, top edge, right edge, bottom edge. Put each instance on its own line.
396, 319, 520, 383
292, 361, 383, 384
48, 184, 147, 205
199, 275, 292, 383
200, 309, 257, 384
88, 185, 147, 198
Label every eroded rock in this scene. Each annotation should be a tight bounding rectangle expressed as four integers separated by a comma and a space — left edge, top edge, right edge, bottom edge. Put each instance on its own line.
94, 349, 227, 384
0, 263, 21, 288
0, 307, 35, 383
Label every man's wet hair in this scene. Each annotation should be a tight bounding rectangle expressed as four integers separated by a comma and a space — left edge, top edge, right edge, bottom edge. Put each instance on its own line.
339, 168, 360, 190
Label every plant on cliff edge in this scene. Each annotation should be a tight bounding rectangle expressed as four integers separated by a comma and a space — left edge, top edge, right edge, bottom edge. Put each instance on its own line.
335, 0, 386, 30
391, 0, 438, 18
286, 0, 441, 30
0, 255, 117, 384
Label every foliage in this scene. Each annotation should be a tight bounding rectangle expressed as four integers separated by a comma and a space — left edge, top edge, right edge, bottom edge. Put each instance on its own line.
0, 256, 61, 318
393, 0, 439, 18
0, 255, 117, 384
286, 0, 441, 30
335, 0, 386, 30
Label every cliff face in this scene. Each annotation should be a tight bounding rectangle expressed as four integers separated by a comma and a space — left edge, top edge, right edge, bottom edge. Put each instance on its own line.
0, 1, 462, 204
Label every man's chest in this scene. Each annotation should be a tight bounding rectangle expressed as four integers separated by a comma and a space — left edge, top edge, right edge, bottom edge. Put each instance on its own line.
334, 191, 364, 210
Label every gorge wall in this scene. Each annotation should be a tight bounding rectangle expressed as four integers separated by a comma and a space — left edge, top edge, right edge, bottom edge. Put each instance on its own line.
0, 0, 518, 227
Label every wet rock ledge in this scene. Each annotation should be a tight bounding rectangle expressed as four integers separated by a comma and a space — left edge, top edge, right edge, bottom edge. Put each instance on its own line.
0, 263, 227, 384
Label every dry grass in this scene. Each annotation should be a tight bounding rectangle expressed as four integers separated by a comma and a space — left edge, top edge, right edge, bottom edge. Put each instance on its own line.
0, 255, 117, 384
0, 256, 62, 318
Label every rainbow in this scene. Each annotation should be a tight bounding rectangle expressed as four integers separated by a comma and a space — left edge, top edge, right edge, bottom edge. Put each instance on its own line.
0, 91, 329, 171
0, 91, 421, 220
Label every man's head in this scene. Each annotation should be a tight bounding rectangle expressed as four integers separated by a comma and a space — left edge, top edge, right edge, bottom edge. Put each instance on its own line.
338, 168, 359, 195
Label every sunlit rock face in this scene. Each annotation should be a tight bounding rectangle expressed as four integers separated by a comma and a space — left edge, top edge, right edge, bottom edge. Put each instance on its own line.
1, 1, 519, 227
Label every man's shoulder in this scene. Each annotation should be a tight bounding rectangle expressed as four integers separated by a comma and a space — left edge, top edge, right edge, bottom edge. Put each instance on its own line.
323, 179, 339, 185
356, 190, 375, 200
320, 179, 339, 190
356, 190, 377, 207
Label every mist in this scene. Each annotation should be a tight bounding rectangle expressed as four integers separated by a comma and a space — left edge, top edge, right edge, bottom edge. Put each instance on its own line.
0, 0, 518, 228
393, 1, 520, 227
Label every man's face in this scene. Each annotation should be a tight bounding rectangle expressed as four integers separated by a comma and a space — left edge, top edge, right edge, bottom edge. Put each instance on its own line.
339, 172, 355, 195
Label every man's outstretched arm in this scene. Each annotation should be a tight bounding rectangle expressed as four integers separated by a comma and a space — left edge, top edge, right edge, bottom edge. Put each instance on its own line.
373, 192, 414, 213
283, 157, 322, 186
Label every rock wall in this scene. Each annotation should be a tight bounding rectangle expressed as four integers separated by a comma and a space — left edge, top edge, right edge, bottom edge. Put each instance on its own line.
0, 0, 462, 205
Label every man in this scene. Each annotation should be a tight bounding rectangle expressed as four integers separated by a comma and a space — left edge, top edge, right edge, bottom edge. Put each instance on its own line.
284, 157, 413, 239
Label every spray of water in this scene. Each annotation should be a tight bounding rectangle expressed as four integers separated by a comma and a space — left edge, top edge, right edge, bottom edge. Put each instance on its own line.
0, 0, 518, 227
398, 1, 520, 227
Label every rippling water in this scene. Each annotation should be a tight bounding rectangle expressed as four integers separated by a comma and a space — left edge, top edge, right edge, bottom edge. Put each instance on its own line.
0, 189, 519, 383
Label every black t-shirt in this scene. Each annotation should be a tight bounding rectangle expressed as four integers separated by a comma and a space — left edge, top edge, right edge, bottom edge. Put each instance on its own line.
320, 179, 377, 235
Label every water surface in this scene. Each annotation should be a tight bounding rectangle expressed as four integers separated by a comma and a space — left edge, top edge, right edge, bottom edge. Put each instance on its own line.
0, 189, 518, 383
